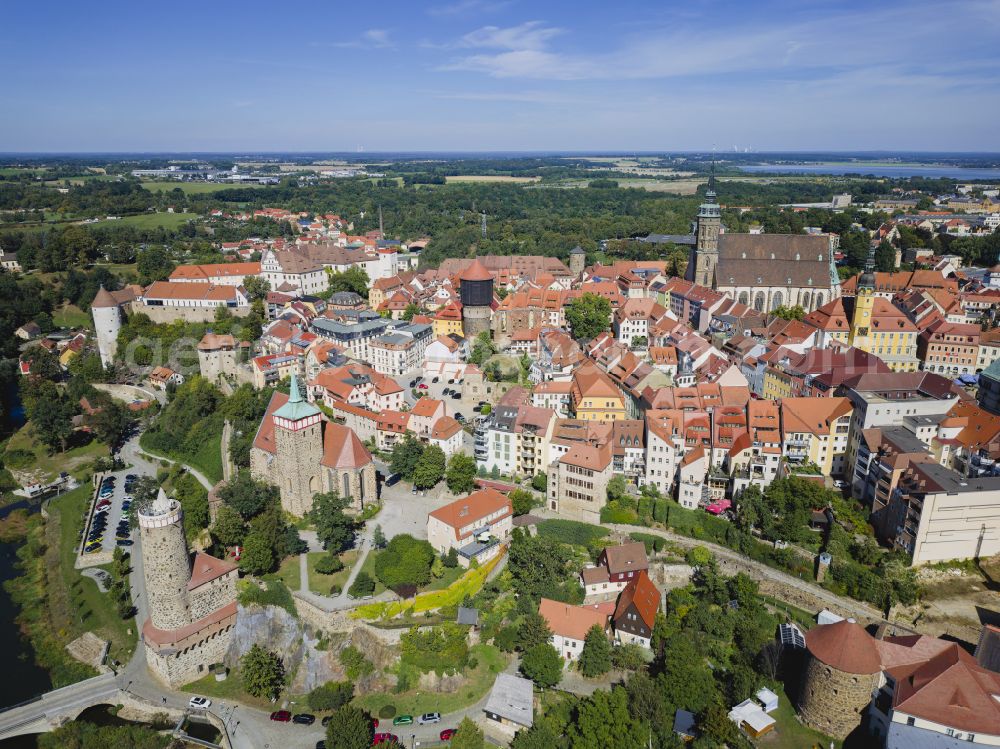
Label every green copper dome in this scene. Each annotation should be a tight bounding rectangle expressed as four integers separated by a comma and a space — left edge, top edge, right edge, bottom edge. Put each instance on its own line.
273, 370, 320, 421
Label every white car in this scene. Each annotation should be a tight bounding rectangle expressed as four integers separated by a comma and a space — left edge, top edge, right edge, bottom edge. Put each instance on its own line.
418, 712, 441, 725
188, 696, 212, 709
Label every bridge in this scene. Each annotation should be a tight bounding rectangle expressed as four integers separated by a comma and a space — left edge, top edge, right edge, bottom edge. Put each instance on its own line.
0, 673, 123, 738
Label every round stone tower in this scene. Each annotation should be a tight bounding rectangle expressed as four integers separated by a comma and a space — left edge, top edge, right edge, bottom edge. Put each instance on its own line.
91, 286, 122, 368
139, 488, 192, 630
569, 245, 586, 276
798, 619, 882, 739
459, 259, 494, 339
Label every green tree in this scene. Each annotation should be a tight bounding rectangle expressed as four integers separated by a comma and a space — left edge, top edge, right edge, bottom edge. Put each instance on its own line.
240, 644, 285, 700
326, 266, 370, 297
238, 530, 275, 575
606, 475, 628, 502
445, 453, 477, 494
772, 304, 806, 320
348, 571, 376, 598
509, 489, 537, 516
578, 624, 612, 677
389, 434, 424, 480
86, 400, 133, 450
310, 491, 356, 553
324, 705, 373, 749
220, 470, 278, 519
413, 444, 446, 489
531, 473, 547, 492
308, 680, 354, 711
136, 246, 176, 284
373, 534, 435, 591
402, 302, 420, 321
567, 687, 647, 749
565, 293, 612, 341
372, 525, 387, 549
450, 717, 485, 749
517, 611, 552, 651
212, 504, 247, 547
31, 395, 74, 453
243, 275, 271, 301
520, 643, 562, 688
468, 331, 498, 366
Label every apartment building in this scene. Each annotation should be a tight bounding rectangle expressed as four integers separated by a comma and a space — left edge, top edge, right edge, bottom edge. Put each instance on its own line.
547, 442, 613, 522
779, 397, 853, 477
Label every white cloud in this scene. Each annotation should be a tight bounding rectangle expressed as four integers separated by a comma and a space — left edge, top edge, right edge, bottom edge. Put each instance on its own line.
458, 21, 563, 51
427, 0, 514, 17
330, 29, 394, 49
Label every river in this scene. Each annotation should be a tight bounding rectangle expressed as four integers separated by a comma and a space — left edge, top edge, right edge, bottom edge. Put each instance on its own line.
739, 164, 1000, 180
0, 499, 50, 748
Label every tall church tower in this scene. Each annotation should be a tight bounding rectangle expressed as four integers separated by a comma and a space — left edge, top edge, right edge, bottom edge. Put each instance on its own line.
688, 172, 721, 287
849, 244, 878, 350
272, 371, 324, 516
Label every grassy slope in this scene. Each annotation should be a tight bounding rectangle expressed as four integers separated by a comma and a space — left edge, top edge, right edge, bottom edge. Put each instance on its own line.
355, 643, 507, 717
4, 423, 109, 484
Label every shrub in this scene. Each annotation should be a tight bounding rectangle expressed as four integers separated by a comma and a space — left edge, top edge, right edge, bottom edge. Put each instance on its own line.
349, 571, 376, 598
628, 532, 661, 554
339, 645, 374, 680
308, 680, 354, 711
329, 584, 342, 596
315, 553, 345, 575
378, 704, 396, 719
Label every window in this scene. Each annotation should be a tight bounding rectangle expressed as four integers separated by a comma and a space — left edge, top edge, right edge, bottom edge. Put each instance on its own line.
906, 717, 915, 727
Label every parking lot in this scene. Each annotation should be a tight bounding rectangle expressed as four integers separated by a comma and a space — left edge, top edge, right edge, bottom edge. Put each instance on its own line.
79, 468, 136, 561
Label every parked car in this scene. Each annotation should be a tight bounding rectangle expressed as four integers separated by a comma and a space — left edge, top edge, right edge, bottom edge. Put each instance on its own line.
116, 539, 134, 547
440, 728, 456, 741
432, 377, 440, 383
454, 413, 465, 422
292, 713, 316, 725
373, 733, 399, 745
188, 696, 211, 709
418, 712, 441, 725
418, 383, 429, 390
451, 393, 461, 400
270, 710, 292, 722
392, 715, 413, 726
316, 742, 326, 749
385, 474, 401, 487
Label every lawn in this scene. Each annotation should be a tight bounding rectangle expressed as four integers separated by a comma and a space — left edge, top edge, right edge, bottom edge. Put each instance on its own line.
4, 423, 109, 484
139, 425, 224, 485
265, 554, 303, 592
140, 181, 270, 195
759, 686, 841, 749
356, 548, 388, 596
53, 303, 91, 330
422, 564, 464, 592
181, 670, 276, 710
355, 643, 507, 717
52, 484, 138, 666
309, 549, 359, 594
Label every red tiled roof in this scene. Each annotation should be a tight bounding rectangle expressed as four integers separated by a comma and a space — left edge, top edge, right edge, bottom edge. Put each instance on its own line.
806, 620, 882, 674
187, 551, 237, 591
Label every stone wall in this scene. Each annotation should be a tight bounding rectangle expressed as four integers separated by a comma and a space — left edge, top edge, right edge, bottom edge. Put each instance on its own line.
325, 464, 378, 512
145, 624, 233, 688
140, 521, 192, 630
189, 570, 237, 621
798, 655, 878, 739
133, 303, 251, 324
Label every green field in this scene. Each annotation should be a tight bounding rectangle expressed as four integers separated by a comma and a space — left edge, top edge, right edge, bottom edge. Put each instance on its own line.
93, 212, 199, 229
53, 303, 92, 330
140, 181, 270, 195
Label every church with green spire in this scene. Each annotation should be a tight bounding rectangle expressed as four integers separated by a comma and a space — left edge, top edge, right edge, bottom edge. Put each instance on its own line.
685, 169, 842, 313
249, 370, 377, 517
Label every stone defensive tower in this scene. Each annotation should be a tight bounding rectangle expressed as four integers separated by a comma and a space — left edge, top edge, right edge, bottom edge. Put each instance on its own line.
91, 285, 123, 368
272, 371, 324, 516
139, 488, 191, 630
459, 259, 494, 339
569, 245, 586, 276
139, 486, 238, 688
798, 619, 882, 739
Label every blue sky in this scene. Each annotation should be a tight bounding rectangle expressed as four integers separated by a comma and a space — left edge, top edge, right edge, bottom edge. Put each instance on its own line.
2, 0, 999, 152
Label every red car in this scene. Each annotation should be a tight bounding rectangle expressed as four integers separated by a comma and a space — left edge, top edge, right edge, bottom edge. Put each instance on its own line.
270, 710, 292, 722
372, 733, 398, 745
418, 384, 429, 389
440, 728, 457, 741
371, 718, 380, 730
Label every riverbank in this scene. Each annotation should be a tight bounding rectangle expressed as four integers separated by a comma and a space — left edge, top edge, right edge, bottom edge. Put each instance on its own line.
4, 484, 137, 691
